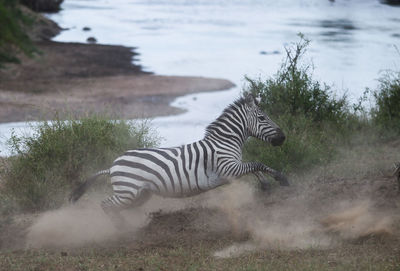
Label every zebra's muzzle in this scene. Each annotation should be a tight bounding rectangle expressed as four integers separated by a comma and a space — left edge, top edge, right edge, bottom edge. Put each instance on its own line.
270, 130, 286, 146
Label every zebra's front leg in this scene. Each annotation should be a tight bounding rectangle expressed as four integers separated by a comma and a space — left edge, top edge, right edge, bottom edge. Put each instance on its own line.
253, 172, 271, 191
232, 161, 289, 186
270, 169, 290, 186
252, 162, 290, 186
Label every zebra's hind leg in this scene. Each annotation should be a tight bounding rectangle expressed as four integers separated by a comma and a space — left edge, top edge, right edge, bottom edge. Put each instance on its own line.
101, 196, 126, 229
101, 188, 152, 229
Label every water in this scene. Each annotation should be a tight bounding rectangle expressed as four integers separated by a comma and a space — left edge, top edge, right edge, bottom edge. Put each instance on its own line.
48, 0, 400, 91
1, 0, 399, 155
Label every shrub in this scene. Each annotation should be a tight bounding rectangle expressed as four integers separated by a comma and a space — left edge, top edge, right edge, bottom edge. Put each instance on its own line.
243, 114, 335, 173
246, 35, 349, 125
371, 70, 400, 133
244, 34, 353, 173
0, 115, 159, 212
0, 0, 36, 67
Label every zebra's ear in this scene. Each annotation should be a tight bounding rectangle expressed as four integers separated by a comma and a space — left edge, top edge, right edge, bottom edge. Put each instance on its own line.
245, 93, 258, 107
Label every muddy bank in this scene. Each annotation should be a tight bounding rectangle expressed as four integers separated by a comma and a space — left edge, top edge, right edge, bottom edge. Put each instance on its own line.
0, 10, 235, 123
0, 40, 234, 122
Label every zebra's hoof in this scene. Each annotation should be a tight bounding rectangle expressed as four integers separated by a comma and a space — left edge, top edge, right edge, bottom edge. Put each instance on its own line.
275, 172, 290, 186
280, 178, 290, 186
260, 181, 271, 191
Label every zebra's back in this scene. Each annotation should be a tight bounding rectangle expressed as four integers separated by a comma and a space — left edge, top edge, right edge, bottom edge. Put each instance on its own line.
109, 141, 220, 197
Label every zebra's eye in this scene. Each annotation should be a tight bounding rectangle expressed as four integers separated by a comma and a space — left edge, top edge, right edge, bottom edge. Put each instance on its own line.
258, 115, 266, 121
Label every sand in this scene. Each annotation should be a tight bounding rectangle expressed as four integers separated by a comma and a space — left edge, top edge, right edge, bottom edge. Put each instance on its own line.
0, 9, 234, 123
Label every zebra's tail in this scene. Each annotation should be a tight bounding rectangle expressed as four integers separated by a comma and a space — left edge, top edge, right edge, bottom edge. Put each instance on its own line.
69, 169, 110, 203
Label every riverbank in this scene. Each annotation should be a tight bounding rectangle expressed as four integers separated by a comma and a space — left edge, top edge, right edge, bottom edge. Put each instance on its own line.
0, 8, 234, 123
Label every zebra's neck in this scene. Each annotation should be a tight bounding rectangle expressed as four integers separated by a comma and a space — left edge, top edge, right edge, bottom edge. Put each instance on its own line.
204, 99, 249, 149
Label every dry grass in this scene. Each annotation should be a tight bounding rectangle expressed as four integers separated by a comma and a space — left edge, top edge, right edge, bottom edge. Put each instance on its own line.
0, 241, 399, 271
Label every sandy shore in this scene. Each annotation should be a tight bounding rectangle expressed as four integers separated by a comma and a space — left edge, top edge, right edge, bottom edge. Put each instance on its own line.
0, 10, 234, 123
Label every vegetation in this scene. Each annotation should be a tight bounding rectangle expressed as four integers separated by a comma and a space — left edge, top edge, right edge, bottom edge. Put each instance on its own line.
246, 36, 349, 124
371, 69, 400, 134
0, 114, 159, 212
244, 35, 400, 177
0, 0, 62, 67
0, 0, 37, 67
243, 35, 355, 173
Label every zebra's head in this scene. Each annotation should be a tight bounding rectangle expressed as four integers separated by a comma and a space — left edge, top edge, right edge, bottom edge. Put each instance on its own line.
245, 94, 286, 146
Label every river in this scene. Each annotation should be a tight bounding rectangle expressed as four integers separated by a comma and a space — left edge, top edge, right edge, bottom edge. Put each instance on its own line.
0, 0, 399, 155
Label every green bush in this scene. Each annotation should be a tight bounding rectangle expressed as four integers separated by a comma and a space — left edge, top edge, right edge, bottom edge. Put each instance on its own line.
371, 70, 400, 133
244, 114, 335, 173
246, 35, 349, 125
0, 0, 36, 67
0, 115, 159, 212
244, 35, 353, 173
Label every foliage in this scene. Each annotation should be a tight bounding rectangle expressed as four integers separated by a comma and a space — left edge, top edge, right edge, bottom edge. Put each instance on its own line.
0, 114, 159, 212
246, 35, 349, 125
371, 69, 400, 133
244, 34, 354, 173
244, 114, 336, 173
0, 0, 37, 67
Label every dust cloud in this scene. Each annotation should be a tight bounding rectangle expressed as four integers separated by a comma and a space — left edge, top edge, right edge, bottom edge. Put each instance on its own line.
209, 181, 396, 258
26, 193, 190, 248
25, 178, 396, 254
26, 201, 118, 248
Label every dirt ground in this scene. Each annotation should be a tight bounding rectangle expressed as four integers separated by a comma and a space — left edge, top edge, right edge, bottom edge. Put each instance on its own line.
0, 140, 399, 270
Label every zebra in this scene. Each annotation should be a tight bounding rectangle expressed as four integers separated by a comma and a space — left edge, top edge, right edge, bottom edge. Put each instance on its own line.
69, 93, 289, 222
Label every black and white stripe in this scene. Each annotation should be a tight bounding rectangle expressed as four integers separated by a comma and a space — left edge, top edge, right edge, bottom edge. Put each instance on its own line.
70, 94, 289, 215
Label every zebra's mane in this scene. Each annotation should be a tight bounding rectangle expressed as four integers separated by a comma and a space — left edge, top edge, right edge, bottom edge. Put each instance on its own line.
204, 96, 248, 138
